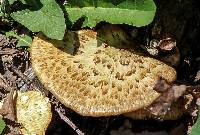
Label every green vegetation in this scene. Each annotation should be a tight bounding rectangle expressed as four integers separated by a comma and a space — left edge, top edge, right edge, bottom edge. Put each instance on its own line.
1, 0, 156, 40
0, 117, 5, 134
10, 0, 66, 40
190, 107, 200, 135
66, 0, 156, 28
6, 31, 32, 47
1, 0, 200, 134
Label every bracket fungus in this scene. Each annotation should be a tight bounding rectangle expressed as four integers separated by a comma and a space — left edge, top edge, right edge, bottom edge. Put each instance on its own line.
30, 26, 177, 117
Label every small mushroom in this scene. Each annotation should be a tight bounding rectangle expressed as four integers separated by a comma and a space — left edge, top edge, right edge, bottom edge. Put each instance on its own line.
16, 90, 52, 135
30, 26, 176, 117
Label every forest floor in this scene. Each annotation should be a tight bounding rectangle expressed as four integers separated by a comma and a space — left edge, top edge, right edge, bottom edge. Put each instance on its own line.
1, 0, 200, 135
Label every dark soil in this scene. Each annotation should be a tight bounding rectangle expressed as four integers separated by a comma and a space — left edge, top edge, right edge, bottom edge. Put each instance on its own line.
1, 0, 200, 135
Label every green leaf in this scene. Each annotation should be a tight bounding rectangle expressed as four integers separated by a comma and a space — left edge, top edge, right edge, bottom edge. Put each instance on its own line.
16, 35, 32, 47
10, 0, 66, 40
6, 31, 32, 47
66, 0, 156, 28
8, 0, 17, 5
8, 0, 26, 5
190, 106, 200, 135
0, 117, 5, 134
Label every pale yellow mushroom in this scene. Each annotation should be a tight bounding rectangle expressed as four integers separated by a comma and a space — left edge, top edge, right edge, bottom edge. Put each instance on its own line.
16, 91, 52, 135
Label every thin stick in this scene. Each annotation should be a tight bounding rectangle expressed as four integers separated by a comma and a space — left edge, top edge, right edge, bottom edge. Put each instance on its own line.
0, 49, 18, 55
55, 108, 85, 135
9, 66, 40, 91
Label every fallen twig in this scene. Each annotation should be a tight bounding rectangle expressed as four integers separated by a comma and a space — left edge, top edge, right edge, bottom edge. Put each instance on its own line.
9, 66, 40, 91
55, 108, 85, 135
0, 49, 19, 55
50, 95, 85, 135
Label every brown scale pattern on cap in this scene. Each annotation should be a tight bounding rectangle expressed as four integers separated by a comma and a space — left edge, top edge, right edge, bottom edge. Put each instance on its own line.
30, 29, 176, 116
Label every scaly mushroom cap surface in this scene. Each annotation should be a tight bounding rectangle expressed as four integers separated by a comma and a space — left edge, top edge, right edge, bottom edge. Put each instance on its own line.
31, 27, 176, 116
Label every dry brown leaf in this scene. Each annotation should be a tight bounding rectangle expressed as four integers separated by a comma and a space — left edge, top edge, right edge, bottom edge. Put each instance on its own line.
0, 89, 16, 121
148, 77, 187, 117
194, 70, 200, 82
158, 37, 176, 51
0, 74, 16, 121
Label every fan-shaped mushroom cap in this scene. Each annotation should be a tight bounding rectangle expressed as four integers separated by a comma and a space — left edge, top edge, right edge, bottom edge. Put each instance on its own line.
30, 27, 176, 116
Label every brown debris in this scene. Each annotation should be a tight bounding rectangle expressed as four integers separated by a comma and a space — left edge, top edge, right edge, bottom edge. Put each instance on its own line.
187, 85, 200, 99
0, 48, 19, 55
0, 74, 10, 92
0, 34, 9, 48
124, 97, 185, 120
147, 77, 187, 117
147, 77, 200, 119
194, 70, 200, 82
0, 89, 16, 122
0, 75, 16, 121
158, 37, 176, 51
147, 35, 180, 66
153, 77, 171, 93
0, 73, 20, 135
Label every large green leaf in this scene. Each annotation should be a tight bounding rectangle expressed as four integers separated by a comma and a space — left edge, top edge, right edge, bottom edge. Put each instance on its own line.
190, 106, 200, 135
66, 0, 156, 28
10, 0, 66, 40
